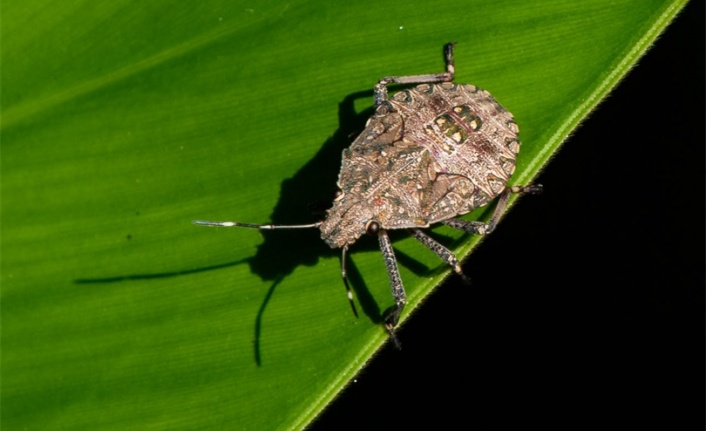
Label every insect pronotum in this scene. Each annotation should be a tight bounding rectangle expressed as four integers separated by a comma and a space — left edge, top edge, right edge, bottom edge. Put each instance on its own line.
194, 43, 541, 347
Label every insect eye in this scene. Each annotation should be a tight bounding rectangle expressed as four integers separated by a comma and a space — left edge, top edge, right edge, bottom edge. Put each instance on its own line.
332, 189, 344, 201
365, 220, 380, 236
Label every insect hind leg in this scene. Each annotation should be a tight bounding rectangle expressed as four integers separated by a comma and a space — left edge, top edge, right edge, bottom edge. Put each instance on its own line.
443, 184, 543, 235
374, 43, 456, 106
409, 228, 470, 284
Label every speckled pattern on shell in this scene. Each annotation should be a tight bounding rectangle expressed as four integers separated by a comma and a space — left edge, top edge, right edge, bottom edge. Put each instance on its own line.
321, 82, 520, 248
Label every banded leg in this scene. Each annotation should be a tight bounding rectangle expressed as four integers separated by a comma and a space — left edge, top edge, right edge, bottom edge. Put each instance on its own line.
378, 229, 405, 348
340, 246, 358, 317
443, 184, 543, 235
374, 42, 456, 105
408, 229, 469, 283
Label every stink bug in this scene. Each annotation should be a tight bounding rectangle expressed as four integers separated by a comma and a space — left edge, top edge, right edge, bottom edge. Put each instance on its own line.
195, 43, 541, 346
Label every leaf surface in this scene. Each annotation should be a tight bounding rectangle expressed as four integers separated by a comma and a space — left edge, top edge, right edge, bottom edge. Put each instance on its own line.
2, 0, 687, 429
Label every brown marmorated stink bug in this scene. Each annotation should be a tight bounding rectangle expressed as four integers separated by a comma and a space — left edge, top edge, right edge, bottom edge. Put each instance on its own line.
194, 43, 541, 347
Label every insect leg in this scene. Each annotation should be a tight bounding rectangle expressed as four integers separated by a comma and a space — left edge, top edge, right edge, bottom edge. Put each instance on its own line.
378, 229, 405, 348
443, 184, 543, 235
340, 246, 358, 317
373, 42, 456, 105
408, 229, 468, 279
442, 218, 489, 235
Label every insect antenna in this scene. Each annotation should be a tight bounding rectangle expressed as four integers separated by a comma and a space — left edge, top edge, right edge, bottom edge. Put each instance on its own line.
192, 220, 322, 230
193, 219, 359, 317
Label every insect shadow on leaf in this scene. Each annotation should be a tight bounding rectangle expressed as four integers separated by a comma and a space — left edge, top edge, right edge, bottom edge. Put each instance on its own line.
244, 90, 385, 365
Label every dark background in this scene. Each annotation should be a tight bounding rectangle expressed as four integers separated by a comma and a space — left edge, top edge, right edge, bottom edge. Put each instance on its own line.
312, 2, 704, 429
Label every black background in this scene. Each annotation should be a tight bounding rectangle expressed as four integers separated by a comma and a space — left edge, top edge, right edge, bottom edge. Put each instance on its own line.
312, 2, 704, 429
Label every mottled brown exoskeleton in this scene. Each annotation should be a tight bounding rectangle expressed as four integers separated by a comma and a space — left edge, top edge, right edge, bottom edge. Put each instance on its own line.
195, 43, 540, 347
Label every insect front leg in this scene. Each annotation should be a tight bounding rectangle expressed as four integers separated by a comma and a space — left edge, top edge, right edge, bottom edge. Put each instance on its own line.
340, 246, 358, 318
377, 229, 405, 348
373, 42, 456, 105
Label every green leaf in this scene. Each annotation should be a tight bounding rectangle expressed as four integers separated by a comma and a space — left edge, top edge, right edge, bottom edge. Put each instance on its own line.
1, 0, 687, 429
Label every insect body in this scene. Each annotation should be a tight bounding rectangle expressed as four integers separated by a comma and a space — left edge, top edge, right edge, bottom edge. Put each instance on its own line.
320, 82, 520, 248
195, 43, 540, 346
